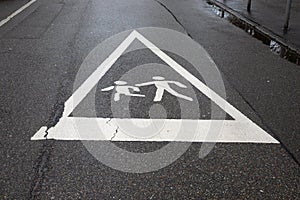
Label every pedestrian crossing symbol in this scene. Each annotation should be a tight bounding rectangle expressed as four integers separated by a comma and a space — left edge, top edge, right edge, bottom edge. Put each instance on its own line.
31, 29, 278, 144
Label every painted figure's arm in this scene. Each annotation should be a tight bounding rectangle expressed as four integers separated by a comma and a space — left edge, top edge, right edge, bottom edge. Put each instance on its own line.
130, 86, 140, 92
135, 81, 154, 87
172, 81, 187, 88
101, 86, 114, 91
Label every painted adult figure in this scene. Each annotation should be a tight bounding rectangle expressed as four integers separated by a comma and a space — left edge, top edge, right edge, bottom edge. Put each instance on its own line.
136, 76, 193, 102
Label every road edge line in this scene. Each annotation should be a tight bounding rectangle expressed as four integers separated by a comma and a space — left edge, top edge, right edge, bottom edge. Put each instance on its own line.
0, 0, 38, 27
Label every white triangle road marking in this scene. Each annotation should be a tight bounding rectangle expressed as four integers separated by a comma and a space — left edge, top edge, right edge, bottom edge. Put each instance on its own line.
31, 30, 279, 143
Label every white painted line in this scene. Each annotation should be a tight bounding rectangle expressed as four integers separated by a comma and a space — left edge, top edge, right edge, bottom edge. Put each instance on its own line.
134, 31, 246, 121
31, 118, 278, 143
0, 0, 37, 27
31, 30, 279, 143
62, 31, 137, 118
63, 30, 247, 122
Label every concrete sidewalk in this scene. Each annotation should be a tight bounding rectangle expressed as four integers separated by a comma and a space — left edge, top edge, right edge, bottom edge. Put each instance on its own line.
213, 0, 300, 51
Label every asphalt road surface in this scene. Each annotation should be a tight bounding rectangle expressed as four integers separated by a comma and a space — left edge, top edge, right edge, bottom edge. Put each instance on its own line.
0, 0, 299, 199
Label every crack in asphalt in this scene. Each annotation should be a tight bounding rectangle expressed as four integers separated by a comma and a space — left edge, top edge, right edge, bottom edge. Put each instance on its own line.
43, 129, 49, 139
28, 140, 54, 199
153, 0, 193, 38
28, 0, 93, 198
110, 126, 119, 141
106, 118, 113, 124
106, 118, 119, 140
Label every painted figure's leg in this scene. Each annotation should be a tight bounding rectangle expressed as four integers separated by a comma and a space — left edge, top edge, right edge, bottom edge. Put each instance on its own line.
114, 93, 120, 101
129, 94, 145, 97
154, 88, 164, 102
168, 89, 193, 101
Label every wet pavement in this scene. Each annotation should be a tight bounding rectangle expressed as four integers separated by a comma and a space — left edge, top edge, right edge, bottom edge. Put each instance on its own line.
0, 0, 300, 199
214, 0, 300, 51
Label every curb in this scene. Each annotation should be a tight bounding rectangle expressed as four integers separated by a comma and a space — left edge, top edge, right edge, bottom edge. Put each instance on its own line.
207, 0, 300, 66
